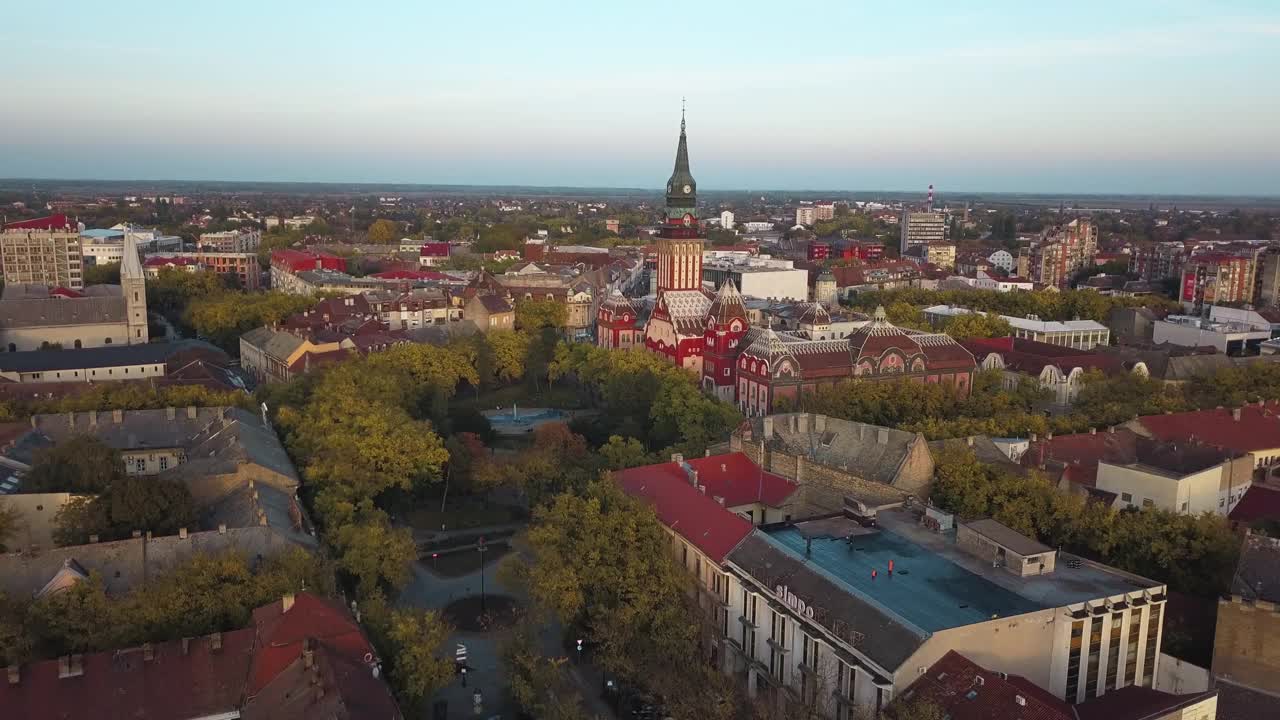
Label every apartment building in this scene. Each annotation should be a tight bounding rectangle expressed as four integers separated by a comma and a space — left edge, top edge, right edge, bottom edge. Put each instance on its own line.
198, 228, 262, 253
145, 251, 261, 290
1, 228, 84, 290
1018, 218, 1098, 289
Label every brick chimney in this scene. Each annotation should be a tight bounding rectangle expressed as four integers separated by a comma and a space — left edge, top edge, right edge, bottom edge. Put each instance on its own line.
1233, 407, 1242, 421
112, 409, 123, 423
187, 406, 197, 419
178, 527, 187, 539
283, 593, 296, 613
670, 453, 683, 464
210, 632, 223, 651
166, 407, 176, 420
814, 414, 826, 434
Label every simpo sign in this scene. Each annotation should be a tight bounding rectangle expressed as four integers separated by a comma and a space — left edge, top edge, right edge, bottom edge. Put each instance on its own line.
774, 584, 816, 619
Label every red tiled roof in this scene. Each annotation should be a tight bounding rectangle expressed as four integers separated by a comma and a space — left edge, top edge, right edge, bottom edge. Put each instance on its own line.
3, 214, 72, 230
247, 594, 378, 696
614, 459, 757, 564
897, 650, 1072, 720
419, 242, 450, 257
1229, 484, 1280, 525
0, 629, 258, 719
371, 269, 451, 281
962, 336, 1124, 377
272, 249, 347, 273
1136, 401, 1280, 454
684, 452, 797, 507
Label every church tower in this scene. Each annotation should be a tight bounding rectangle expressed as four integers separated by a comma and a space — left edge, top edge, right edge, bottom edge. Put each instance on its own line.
120, 233, 149, 344
655, 108, 704, 293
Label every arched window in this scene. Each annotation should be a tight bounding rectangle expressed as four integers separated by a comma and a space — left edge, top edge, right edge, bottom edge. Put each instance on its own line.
104, 338, 113, 345
74, 339, 82, 349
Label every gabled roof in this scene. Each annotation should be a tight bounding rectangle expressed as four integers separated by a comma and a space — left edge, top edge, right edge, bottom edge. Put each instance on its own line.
1074, 685, 1218, 720
1134, 400, 1280, 453
614, 462, 755, 564
1228, 483, 1280, 526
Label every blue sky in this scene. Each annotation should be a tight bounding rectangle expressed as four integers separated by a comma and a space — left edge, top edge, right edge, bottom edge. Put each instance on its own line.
2, 1, 1278, 194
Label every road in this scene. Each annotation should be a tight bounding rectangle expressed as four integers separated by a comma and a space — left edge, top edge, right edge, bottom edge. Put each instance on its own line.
398, 528, 616, 720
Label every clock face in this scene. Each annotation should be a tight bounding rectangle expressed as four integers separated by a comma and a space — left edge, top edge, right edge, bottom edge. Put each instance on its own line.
682, 184, 692, 194
682, 214, 694, 227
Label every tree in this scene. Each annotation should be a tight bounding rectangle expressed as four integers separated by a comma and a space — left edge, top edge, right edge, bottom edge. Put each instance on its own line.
24, 436, 124, 493
367, 218, 399, 244
385, 607, 454, 715
503, 624, 590, 720
53, 475, 198, 545
185, 290, 314, 352
516, 299, 568, 330
599, 435, 652, 470
484, 330, 529, 383
83, 261, 121, 286
942, 312, 1012, 340
333, 509, 418, 595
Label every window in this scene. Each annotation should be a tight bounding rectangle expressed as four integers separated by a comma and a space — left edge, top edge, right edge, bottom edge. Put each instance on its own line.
1180, 501, 1188, 513
133, 458, 146, 473
1125, 608, 1141, 687
104, 338, 112, 344
74, 339, 82, 349
1142, 498, 1154, 508
1121, 492, 1132, 502
159, 456, 168, 471
1143, 604, 1162, 687
1105, 612, 1123, 691
1066, 620, 1084, 701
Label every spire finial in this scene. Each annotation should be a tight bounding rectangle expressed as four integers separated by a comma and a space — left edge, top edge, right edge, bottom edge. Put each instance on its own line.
681, 97, 686, 133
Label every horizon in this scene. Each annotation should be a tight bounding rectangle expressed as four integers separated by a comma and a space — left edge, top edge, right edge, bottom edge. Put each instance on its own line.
3, 1, 1279, 195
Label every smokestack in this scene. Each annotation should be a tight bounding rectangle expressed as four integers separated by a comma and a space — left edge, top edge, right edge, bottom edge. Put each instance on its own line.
927, 184, 935, 213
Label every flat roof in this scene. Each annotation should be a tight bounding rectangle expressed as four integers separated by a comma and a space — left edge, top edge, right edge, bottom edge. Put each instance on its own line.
760, 509, 1157, 633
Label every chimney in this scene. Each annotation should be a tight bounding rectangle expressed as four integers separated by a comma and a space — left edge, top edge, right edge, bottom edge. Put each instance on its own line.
67, 655, 83, 678
179, 527, 187, 539
763, 417, 774, 437
112, 409, 123, 423
966, 436, 975, 447
88, 534, 98, 544
789, 415, 797, 432
282, 593, 296, 613
57, 657, 69, 679
1029, 432, 1037, 443
182, 638, 191, 655
143, 643, 154, 662
1233, 408, 1242, 421
1108, 426, 1115, 434
797, 414, 809, 434
210, 633, 222, 651
29, 416, 37, 429
166, 407, 176, 420
670, 453, 684, 464
714, 496, 725, 506
66, 411, 75, 428
7, 665, 17, 686
258, 512, 268, 526
1090, 427, 1096, 435
304, 649, 314, 669
187, 406, 197, 419
689, 470, 699, 486
88, 411, 97, 427
815, 414, 826, 433
218, 524, 227, 534
1015, 696, 1026, 707
877, 429, 889, 445
145, 531, 152, 541
131, 530, 142, 538
1047, 432, 1053, 440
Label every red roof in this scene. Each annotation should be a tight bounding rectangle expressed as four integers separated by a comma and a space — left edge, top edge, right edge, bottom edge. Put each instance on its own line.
614, 458, 758, 564
272, 249, 347, 273
962, 336, 1124, 376
1136, 400, 1280, 454
247, 594, 377, 695
683, 452, 797, 507
3, 214, 72, 230
1229, 483, 1280, 525
419, 242, 450, 257
1074, 685, 1218, 720
898, 650, 1072, 720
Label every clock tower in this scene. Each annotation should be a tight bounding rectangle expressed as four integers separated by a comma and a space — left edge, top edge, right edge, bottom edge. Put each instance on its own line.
656, 108, 704, 293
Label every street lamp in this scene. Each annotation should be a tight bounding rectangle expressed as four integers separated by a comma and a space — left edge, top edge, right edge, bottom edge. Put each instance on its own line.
478, 536, 488, 614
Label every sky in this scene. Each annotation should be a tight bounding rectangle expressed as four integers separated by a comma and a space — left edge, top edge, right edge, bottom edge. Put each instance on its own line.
2, 1, 1279, 195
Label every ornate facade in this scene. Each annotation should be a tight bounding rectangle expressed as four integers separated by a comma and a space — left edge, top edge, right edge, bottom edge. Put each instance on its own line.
607, 117, 978, 415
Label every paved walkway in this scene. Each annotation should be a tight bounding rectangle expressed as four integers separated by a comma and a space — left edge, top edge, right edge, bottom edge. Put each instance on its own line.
399, 533, 616, 720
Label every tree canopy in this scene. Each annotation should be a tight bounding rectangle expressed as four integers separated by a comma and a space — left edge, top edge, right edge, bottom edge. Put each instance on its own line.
53, 475, 197, 545
24, 436, 125, 494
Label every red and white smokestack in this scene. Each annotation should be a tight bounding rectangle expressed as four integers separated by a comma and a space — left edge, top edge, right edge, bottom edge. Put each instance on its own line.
927, 184, 934, 212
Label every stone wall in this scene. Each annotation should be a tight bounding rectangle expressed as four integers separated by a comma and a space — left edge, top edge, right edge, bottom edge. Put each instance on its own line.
1212, 596, 1280, 693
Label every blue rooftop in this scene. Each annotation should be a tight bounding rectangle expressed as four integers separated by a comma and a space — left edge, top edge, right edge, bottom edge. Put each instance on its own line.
765, 526, 1047, 632
81, 229, 122, 239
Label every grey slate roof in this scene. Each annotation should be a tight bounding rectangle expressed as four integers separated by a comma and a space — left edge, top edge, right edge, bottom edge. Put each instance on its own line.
962, 518, 1052, 556
1231, 533, 1280, 603
727, 532, 926, 676
241, 326, 307, 362
0, 339, 225, 373
754, 413, 920, 487
0, 295, 126, 328
0, 526, 316, 599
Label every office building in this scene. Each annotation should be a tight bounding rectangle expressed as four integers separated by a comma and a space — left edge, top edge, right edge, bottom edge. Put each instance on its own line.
899, 211, 946, 254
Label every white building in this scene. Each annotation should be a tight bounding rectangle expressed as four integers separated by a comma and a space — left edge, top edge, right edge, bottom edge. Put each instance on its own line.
80, 226, 182, 266
796, 207, 817, 226
923, 305, 1110, 349
1153, 315, 1271, 356
987, 249, 1015, 272
720, 210, 735, 229
703, 254, 809, 301
950, 271, 1034, 293
743, 221, 774, 233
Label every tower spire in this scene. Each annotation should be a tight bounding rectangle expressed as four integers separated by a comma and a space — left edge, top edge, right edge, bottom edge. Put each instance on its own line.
681, 97, 686, 133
